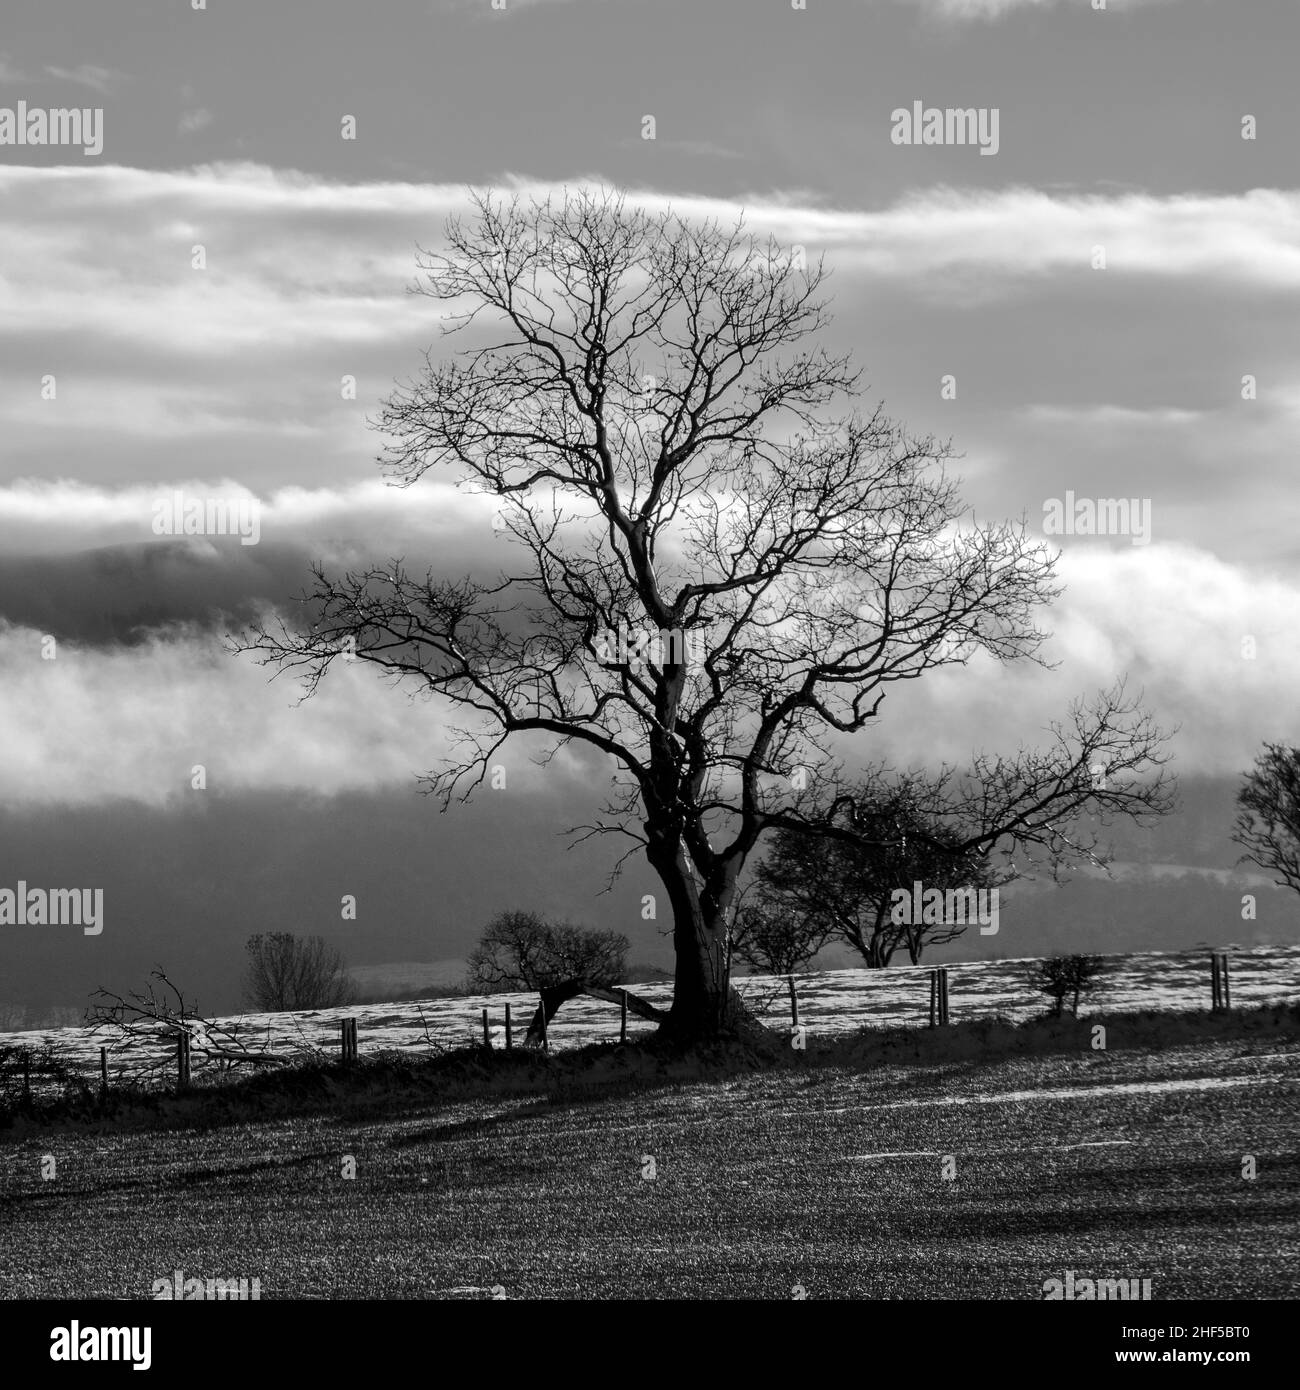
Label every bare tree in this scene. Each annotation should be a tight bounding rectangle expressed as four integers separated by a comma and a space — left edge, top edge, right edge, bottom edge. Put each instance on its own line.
237, 186, 1174, 1042
1025, 954, 1107, 1019
244, 933, 357, 1012
1232, 743, 1300, 895
729, 894, 834, 977
466, 910, 628, 992
757, 774, 1010, 968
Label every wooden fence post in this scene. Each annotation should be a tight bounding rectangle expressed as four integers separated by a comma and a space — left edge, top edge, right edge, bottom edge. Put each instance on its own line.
340, 1018, 358, 1064
1212, 952, 1231, 1012
505, 1003, 513, 1050
482, 1007, 491, 1049
99, 1046, 108, 1101
620, 989, 628, 1044
929, 969, 950, 1026
788, 975, 800, 1029
176, 1032, 191, 1091
539, 994, 548, 1052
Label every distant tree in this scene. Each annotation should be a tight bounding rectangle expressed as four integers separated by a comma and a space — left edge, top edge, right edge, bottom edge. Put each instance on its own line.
757, 777, 1009, 968
244, 933, 357, 1012
1026, 953, 1107, 1018
729, 894, 834, 977
466, 910, 629, 992
1232, 743, 1300, 895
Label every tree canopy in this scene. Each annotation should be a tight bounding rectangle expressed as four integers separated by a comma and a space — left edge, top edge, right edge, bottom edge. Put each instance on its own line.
1232, 743, 1300, 895
466, 910, 629, 993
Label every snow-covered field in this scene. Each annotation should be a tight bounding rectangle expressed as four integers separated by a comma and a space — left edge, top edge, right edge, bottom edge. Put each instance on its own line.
2, 945, 1296, 1092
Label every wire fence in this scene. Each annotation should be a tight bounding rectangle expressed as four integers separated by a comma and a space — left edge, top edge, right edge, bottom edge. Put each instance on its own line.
1, 946, 1295, 1105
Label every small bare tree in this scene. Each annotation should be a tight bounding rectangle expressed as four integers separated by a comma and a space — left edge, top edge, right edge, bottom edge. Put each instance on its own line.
1026, 954, 1107, 1019
729, 895, 833, 976
466, 910, 629, 992
244, 933, 357, 1012
1232, 743, 1300, 895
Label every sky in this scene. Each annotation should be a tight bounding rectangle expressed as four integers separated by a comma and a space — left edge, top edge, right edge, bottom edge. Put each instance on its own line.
1, 0, 1297, 1014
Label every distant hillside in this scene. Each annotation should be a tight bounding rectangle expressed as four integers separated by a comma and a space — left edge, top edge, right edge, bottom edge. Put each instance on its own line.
2, 773, 1290, 1021
350, 959, 469, 999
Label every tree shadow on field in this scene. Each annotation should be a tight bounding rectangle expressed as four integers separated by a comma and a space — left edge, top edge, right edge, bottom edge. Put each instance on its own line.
0, 1145, 330, 1211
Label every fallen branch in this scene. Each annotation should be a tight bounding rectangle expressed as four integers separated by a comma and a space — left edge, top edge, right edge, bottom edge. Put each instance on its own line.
580, 984, 670, 1024
522, 978, 669, 1047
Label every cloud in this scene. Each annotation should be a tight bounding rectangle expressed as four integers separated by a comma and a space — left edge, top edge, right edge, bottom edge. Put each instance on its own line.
870, 541, 1298, 779
0, 615, 591, 808
0, 618, 428, 807
0, 161, 1293, 789
0, 52, 33, 83
43, 63, 126, 94
618, 136, 745, 160
1020, 405, 1204, 429
0, 480, 533, 650
0, 477, 492, 558
892, 0, 1178, 16
0, 520, 1293, 806
752, 185, 1300, 296
1, 166, 1293, 522
0, 162, 460, 362
178, 108, 213, 135
431, 0, 1181, 20
2, 165, 1296, 371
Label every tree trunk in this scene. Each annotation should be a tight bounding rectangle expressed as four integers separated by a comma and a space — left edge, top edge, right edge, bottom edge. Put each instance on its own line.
581, 983, 670, 1024
522, 980, 669, 1046
640, 805, 790, 1047
522, 978, 586, 1046
868, 902, 892, 968
664, 896, 733, 1041
647, 831, 755, 1044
